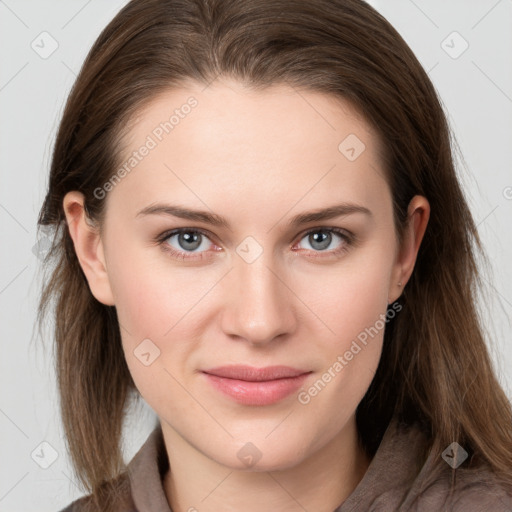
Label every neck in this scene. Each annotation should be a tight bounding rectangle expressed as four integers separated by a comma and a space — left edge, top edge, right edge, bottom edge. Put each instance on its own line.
161, 416, 371, 512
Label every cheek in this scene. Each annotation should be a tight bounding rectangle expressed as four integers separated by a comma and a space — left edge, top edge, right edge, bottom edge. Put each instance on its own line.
294, 263, 391, 428
297, 250, 393, 344
296, 248, 393, 396
106, 239, 208, 335
104, 243, 220, 396
106, 226, 394, 406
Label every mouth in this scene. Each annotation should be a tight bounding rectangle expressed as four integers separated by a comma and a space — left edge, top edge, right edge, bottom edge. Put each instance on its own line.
201, 365, 312, 406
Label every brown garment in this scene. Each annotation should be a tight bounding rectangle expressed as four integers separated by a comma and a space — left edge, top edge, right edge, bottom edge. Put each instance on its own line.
60, 416, 512, 511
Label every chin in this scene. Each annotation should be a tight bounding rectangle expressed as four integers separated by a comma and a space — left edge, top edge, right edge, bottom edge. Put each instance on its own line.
210, 442, 308, 473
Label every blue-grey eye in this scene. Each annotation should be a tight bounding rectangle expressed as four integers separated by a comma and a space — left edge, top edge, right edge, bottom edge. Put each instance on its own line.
166, 230, 211, 252
298, 229, 344, 252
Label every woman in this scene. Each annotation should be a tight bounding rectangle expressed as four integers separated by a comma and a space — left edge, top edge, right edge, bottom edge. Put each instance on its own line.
37, 0, 512, 510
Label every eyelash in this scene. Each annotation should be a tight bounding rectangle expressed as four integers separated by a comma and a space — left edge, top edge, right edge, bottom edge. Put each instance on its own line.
155, 227, 356, 261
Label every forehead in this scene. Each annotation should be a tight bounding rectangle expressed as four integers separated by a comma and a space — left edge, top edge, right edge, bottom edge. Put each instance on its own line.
126, 78, 379, 160
106, 79, 389, 222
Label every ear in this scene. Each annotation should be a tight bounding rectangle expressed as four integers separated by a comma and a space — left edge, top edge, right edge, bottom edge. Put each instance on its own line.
62, 191, 115, 306
388, 195, 430, 304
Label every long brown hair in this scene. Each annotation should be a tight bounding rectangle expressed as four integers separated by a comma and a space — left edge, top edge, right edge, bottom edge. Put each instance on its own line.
37, 0, 512, 507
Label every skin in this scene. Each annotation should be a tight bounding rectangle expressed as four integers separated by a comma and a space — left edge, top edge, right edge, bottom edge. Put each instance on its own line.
63, 78, 429, 512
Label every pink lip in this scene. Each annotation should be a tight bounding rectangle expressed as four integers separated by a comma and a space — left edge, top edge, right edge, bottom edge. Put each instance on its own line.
201, 365, 312, 405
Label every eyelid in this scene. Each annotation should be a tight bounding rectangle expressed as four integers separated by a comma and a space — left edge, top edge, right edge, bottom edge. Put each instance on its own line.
155, 226, 355, 260
155, 227, 217, 245
297, 226, 352, 241
292, 226, 354, 254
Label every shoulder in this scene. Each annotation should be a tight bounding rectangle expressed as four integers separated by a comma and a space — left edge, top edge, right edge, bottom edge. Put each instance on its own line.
410, 465, 512, 512
58, 494, 94, 512
57, 473, 136, 512
385, 418, 512, 511
350, 416, 512, 512
450, 482, 512, 511
56, 425, 165, 512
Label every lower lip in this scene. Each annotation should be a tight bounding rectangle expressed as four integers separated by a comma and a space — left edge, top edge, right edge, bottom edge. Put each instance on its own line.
202, 372, 311, 406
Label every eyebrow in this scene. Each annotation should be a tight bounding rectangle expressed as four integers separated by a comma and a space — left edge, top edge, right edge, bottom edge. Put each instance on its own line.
136, 202, 372, 229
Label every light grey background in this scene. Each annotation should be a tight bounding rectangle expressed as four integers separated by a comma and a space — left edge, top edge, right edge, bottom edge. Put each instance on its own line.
1, 1, 511, 510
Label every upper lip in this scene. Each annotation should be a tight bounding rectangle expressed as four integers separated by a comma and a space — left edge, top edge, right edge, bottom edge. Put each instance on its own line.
202, 365, 311, 382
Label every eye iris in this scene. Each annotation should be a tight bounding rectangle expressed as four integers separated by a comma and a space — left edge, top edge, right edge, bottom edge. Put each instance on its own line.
173, 230, 336, 253
309, 231, 331, 251
178, 231, 202, 251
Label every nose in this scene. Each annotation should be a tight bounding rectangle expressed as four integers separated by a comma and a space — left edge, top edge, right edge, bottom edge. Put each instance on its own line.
220, 253, 297, 346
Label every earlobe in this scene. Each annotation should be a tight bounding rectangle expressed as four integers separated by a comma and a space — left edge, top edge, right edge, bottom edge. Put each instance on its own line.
63, 191, 115, 306
388, 195, 430, 303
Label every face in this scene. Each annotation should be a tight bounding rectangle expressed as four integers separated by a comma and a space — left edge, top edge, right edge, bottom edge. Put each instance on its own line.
74, 78, 421, 471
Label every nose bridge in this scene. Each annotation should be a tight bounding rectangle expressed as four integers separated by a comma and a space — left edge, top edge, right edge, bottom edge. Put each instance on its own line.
221, 242, 296, 344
